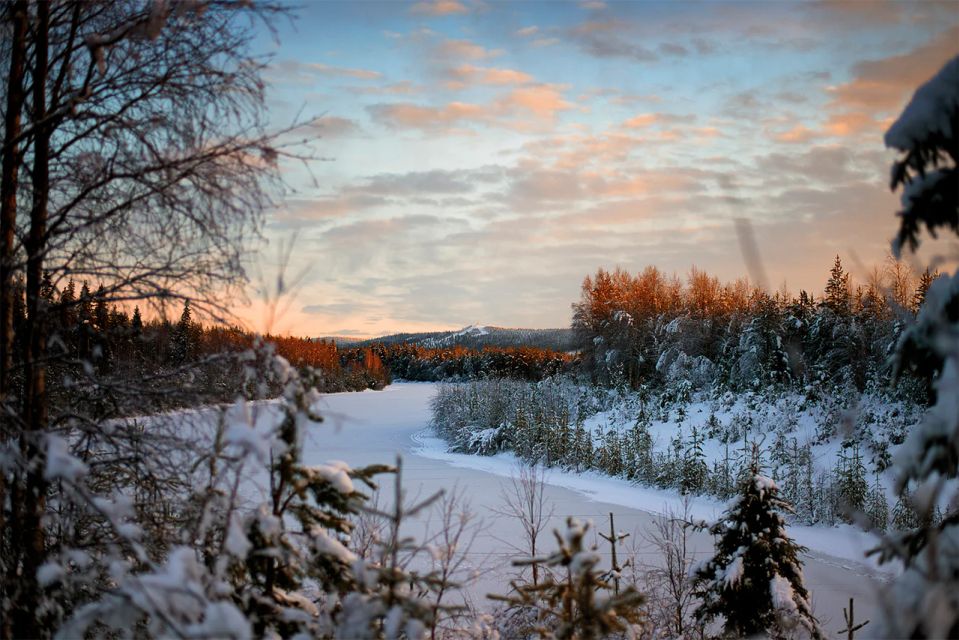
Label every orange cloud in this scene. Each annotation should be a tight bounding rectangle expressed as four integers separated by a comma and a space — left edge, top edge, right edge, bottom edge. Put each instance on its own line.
828, 25, 959, 113
775, 124, 820, 143
497, 84, 573, 119
623, 113, 659, 128
410, 0, 469, 16
446, 64, 533, 88
368, 101, 486, 131
438, 38, 503, 60
824, 111, 878, 137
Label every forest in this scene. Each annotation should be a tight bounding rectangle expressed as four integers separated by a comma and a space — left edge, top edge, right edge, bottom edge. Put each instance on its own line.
0, 1, 956, 639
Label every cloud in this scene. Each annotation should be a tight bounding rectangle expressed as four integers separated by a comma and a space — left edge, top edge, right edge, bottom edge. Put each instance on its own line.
445, 64, 533, 88
438, 38, 503, 60
367, 101, 486, 132
569, 21, 659, 62
532, 38, 560, 48
347, 81, 422, 96
828, 25, 959, 113
516, 25, 538, 37
367, 84, 572, 132
622, 112, 696, 129
774, 124, 821, 144
270, 194, 390, 227
496, 84, 573, 120
823, 111, 881, 137
349, 168, 501, 196
308, 116, 361, 138
268, 60, 382, 83
410, 0, 469, 16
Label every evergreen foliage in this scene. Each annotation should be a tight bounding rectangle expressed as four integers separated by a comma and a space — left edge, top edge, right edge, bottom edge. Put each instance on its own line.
691, 470, 823, 639
872, 54, 959, 639
492, 517, 646, 640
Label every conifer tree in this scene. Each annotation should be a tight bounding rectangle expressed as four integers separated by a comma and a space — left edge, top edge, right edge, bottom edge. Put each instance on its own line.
912, 267, 938, 311
131, 306, 143, 337
823, 256, 851, 315
874, 54, 959, 638
493, 517, 646, 640
692, 468, 824, 639
170, 300, 195, 364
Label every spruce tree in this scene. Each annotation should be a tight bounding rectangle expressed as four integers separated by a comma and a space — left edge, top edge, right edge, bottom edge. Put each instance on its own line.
170, 300, 194, 364
823, 255, 851, 315
911, 267, 938, 312
692, 468, 824, 639
874, 54, 959, 638
131, 306, 143, 337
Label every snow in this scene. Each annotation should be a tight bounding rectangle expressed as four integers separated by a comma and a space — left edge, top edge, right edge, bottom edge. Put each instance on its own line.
312, 527, 357, 565
225, 515, 252, 558
44, 433, 89, 483
411, 420, 894, 574
308, 460, 355, 494
37, 562, 64, 587
115, 381, 891, 631
885, 55, 959, 150
722, 555, 743, 587
769, 574, 799, 615
184, 602, 251, 640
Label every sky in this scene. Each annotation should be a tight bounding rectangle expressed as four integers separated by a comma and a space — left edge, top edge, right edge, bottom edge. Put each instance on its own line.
244, 0, 959, 338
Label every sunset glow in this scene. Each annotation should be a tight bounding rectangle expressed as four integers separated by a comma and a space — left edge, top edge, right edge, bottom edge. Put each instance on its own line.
254, 1, 959, 337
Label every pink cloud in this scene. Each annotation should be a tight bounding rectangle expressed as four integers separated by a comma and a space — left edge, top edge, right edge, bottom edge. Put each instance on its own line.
438, 38, 503, 60
446, 64, 533, 88
410, 0, 469, 16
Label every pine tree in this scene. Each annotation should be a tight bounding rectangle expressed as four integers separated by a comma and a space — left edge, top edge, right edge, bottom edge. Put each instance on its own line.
912, 267, 939, 312
680, 425, 707, 495
823, 255, 851, 315
865, 473, 889, 532
692, 469, 824, 639
131, 306, 143, 337
170, 300, 194, 364
835, 443, 868, 522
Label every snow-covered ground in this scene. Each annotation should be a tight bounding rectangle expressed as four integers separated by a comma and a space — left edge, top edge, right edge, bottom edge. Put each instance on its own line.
307, 382, 892, 631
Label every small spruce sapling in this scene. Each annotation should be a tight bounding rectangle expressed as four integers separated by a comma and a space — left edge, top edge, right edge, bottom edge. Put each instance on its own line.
691, 463, 824, 639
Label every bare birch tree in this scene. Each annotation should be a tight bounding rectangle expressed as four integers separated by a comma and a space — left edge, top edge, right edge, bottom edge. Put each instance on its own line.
0, 2, 298, 635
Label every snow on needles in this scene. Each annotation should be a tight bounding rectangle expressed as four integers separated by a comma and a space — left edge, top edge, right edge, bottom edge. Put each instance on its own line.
885, 55, 959, 150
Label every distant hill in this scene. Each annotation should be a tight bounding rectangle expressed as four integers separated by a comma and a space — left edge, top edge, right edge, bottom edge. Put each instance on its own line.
316, 336, 365, 345
355, 325, 576, 352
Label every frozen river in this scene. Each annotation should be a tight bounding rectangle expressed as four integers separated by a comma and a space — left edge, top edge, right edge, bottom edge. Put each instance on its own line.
306, 382, 887, 633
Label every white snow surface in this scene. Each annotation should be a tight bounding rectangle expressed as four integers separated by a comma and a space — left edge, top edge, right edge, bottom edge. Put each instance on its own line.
141, 382, 894, 631
305, 383, 892, 628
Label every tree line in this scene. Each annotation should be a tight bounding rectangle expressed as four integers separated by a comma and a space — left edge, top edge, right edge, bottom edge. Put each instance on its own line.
572, 255, 938, 399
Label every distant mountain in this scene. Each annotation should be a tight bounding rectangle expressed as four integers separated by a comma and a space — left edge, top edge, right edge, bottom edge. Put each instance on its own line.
316, 336, 365, 345
355, 325, 576, 352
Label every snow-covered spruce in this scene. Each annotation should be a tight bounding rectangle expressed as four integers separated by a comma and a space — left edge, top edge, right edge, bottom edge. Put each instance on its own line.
873, 53, 959, 639
691, 471, 823, 639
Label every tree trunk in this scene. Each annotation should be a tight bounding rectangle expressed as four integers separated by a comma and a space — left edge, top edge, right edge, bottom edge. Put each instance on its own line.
14, 2, 50, 636
0, 3, 28, 637
0, 0, 27, 394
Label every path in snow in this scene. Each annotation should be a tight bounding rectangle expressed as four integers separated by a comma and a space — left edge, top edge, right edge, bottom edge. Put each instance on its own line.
307, 382, 888, 632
